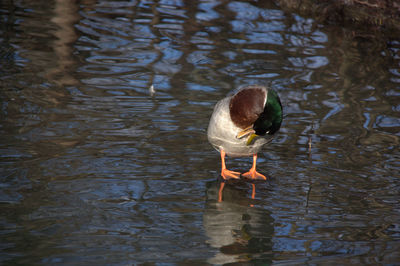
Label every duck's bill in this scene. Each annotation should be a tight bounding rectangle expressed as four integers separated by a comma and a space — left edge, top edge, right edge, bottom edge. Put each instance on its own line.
237, 127, 258, 146
246, 133, 258, 145
236, 126, 255, 139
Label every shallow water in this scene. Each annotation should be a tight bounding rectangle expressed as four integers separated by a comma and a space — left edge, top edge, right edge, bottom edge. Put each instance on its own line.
1, 0, 400, 264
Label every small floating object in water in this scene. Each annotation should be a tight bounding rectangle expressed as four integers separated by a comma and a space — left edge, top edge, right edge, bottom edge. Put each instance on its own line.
149, 84, 155, 97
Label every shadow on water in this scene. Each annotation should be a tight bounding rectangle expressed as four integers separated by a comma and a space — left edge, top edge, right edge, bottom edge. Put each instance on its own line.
1, 0, 400, 264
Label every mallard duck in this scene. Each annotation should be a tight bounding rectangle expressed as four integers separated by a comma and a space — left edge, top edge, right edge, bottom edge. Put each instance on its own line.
207, 85, 283, 180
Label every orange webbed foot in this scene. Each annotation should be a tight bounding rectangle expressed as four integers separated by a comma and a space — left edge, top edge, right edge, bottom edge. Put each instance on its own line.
221, 168, 241, 180
219, 149, 241, 180
242, 169, 267, 180
242, 153, 267, 180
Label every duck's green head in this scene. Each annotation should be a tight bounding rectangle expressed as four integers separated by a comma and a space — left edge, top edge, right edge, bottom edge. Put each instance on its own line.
232, 86, 283, 145
253, 88, 283, 136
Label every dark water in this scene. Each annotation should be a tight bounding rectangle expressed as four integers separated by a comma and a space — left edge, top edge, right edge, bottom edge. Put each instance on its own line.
1, 0, 400, 264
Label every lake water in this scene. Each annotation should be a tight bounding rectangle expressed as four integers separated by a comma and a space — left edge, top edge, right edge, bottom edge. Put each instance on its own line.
1, 0, 399, 264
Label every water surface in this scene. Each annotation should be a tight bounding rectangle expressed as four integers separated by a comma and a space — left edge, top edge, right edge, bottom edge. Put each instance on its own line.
1, 0, 400, 264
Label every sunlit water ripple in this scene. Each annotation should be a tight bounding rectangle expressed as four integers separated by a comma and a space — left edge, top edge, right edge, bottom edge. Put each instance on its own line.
1, 0, 399, 264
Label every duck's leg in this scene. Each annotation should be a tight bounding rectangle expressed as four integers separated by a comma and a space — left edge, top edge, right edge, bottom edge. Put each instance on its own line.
218, 182, 225, 202
242, 154, 267, 180
220, 149, 241, 180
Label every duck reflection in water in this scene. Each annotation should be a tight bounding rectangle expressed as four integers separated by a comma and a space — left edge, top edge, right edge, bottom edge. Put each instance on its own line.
218, 181, 256, 203
203, 180, 274, 264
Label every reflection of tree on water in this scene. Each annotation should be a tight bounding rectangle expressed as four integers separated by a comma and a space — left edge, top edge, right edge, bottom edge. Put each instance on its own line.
203, 180, 274, 265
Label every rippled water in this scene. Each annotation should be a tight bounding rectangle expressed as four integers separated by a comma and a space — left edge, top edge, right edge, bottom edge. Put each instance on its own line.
1, 0, 400, 264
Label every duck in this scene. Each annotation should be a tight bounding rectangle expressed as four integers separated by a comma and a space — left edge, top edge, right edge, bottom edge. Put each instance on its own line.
207, 85, 283, 180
